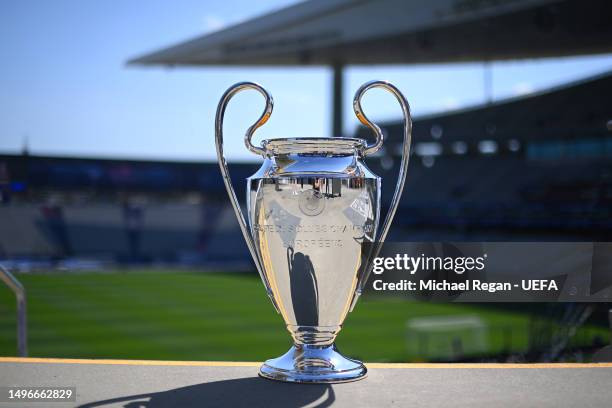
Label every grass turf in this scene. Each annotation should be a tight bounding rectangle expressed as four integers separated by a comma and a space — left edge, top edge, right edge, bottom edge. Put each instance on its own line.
0, 271, 607, 362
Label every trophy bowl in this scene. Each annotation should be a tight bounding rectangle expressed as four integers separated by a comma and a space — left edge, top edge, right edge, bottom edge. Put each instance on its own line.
215, 81, 412, 383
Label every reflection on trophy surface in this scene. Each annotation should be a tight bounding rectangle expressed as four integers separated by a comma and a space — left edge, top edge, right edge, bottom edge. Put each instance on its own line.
250, 160, 379, 342
215, 80, 412, 383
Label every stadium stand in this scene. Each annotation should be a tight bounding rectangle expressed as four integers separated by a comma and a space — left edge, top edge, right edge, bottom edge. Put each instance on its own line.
1, 71, 611, 266
362, 70, 612, 241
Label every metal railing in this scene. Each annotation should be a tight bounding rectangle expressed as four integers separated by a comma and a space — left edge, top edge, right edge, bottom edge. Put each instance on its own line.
0, 264, 27, 356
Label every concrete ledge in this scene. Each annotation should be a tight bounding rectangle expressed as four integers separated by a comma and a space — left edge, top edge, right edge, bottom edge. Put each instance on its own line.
1, 358, 612, 407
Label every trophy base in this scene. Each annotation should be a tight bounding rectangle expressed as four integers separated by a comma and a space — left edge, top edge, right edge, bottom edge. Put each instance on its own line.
259, 344, 367, 384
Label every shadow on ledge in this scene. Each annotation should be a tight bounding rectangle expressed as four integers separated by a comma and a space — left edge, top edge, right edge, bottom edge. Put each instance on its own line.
77, 377, 335, 408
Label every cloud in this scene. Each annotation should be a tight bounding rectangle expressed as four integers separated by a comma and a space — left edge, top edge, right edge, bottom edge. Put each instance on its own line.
203, 15, 226, 33
512, 82, 534, 96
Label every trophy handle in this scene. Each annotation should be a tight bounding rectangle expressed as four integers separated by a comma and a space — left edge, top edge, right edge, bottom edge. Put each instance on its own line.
350, 80, 413, 311
215, 82, 280, 313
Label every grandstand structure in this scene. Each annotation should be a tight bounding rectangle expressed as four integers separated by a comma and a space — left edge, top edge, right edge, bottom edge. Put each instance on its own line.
365, 70, 612, 241
3, 0, 610, 265
1, 70, 610, 266
0, 155, 253, 266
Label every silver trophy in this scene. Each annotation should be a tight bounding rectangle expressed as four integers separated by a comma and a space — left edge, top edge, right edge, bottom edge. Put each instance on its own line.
215, 80, 412, 383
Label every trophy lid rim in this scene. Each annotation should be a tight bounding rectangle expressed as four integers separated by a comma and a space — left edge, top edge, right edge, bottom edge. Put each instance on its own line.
261, 137, 366, 155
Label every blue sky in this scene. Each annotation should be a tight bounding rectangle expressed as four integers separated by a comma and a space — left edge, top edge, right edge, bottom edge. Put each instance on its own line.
1, 0, 612, 162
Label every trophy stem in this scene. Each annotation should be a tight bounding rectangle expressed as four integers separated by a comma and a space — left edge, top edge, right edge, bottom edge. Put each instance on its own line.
288, 325, 341, 347
259, 343, 367, 384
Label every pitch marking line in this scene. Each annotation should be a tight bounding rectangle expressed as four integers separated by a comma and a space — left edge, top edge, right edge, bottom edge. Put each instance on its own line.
1, 357, 611, 368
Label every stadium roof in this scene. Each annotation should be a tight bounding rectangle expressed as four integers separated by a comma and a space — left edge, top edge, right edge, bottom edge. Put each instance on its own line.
128, 0, 612, 66
128, 0, 612, 137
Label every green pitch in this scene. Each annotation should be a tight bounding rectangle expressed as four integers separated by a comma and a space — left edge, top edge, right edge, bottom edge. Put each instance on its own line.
0, 271, 607, 362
